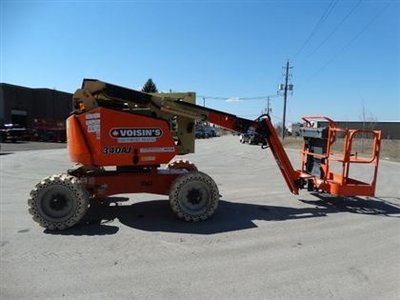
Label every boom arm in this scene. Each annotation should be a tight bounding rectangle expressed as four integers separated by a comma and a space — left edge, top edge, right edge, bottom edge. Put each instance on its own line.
73, 79, 300, 194
74, 79, 255, 133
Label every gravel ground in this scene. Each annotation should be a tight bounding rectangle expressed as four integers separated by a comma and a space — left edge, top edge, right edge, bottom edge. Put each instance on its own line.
1, 135, 399, 299
0, 141, 66, 152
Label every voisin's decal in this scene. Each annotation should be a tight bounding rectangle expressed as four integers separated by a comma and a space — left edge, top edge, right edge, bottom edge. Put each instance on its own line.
109, 128, 163, 143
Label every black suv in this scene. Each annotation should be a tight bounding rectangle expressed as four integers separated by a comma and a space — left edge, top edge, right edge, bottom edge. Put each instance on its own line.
239, 128, 267, 145
0, 124, 28, 143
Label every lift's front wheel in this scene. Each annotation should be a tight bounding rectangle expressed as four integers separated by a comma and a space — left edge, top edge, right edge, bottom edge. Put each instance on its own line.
28, 174, 89, 230
169, 171, 219, 222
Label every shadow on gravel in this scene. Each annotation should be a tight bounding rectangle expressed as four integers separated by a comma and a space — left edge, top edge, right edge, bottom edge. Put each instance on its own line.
44, 223, 119, 236
115, 200, 329, 234
44, 197, 131, 236
300, 193, 400, 218
48, 195, 400, 236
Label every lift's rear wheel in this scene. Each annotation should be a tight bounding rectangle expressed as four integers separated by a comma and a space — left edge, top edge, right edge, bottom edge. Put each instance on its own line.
167, 159, 198, 172
28, 174, 89, 230
169, 171, 219, 222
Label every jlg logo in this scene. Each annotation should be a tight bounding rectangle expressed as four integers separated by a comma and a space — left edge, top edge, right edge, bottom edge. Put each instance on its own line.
110, 128, 163, 143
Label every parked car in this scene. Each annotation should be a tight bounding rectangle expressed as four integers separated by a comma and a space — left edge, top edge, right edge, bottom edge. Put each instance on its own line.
195, 127, 207, 138
0, 123, 28, 143
239, 128, 267, 145
204, 126, 217, 137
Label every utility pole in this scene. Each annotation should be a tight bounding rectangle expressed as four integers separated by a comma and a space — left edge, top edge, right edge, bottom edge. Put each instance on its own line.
262, 96, 275, 115
279, 60, 293, 139
282, 61, 289, 139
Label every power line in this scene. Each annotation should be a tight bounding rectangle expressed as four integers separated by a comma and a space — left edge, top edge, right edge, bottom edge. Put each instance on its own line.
269, 113, 297, 125
305, 0, 363, 61
307, 0, 394, 81
292, 0, 339, 59
197, 96, 227, 100
197, 94, 279, 101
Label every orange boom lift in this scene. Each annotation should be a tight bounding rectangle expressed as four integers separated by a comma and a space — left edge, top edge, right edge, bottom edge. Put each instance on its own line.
28, 79, 382, 230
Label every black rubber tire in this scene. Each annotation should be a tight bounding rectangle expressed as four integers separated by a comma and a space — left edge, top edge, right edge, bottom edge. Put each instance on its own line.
169, 171, 219, 222
28, 174, 89, 230
167, 159, 198, 172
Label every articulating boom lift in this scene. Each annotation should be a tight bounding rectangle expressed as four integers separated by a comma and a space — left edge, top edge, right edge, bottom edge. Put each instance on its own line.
28, 79, 382, 230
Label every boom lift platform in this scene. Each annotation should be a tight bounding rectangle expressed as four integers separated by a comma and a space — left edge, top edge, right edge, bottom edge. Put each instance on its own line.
28, 79, 382, 230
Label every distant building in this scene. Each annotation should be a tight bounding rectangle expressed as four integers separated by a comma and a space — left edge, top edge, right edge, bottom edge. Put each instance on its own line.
0, 83, 72, 128
291, 120, 400, 140
291, 123, 303, 136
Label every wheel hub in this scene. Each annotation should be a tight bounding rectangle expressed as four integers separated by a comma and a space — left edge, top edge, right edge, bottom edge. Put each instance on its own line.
41, 188, 74, 219
49, 194, 69, 211
186, 188, 203, 205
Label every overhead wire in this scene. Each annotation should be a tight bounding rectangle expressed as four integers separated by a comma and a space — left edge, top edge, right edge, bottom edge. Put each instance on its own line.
269, 112, 297, 125
307, 0, 394, 81
196, 94, 280, 120
210, 0, 337, 121
292, 0, 339, 60
304, 0, 363, 61
197, 94, 279, 101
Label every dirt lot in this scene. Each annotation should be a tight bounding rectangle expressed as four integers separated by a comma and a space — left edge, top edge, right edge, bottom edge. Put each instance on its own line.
281, 136, 400, 162
1, 136, 399, 299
